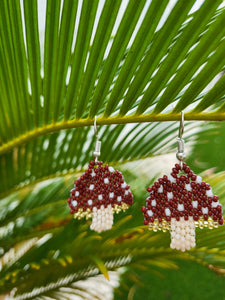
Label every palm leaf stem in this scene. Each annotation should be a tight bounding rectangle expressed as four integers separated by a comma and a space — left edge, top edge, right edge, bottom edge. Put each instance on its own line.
0, 111, 225, 155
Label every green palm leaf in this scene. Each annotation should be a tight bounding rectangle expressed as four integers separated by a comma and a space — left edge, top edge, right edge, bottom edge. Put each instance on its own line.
1, 0, 225, 298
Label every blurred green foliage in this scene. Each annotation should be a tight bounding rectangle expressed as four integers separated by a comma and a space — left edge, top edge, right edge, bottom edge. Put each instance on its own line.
188, 122, 225, 173
114, 260, 225, 300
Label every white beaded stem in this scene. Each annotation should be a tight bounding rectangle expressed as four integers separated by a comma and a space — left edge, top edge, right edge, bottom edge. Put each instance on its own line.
90, 205, 113, 233
170, 217, 196, 251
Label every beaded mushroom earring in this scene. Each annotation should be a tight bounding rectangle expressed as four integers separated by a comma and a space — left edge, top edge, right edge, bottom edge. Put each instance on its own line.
141, 112, 223, 252
67, 117, 133, 233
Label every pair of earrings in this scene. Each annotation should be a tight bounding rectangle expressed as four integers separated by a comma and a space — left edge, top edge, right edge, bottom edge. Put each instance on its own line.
67, 114, 223, 252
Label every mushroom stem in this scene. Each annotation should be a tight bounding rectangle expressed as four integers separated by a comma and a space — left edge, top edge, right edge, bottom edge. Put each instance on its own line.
90, 205, 114, 233
170, 217, 196, 251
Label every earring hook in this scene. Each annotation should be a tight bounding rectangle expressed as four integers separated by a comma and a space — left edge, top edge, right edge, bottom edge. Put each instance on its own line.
93, 116, 101, 163
176, 111, 186, 168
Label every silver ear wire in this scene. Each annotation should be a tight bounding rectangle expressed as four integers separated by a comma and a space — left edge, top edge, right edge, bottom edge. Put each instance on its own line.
93, 116, 101, 162
176, 111, 186, 168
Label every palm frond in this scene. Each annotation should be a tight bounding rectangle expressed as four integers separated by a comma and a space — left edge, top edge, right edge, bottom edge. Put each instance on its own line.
0, 0, 225, 194
1, 0, 225, 298
0, 1, 225, 152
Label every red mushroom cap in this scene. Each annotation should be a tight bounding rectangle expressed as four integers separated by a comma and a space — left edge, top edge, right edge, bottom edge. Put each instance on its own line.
68, 160, 133, 219
142, 163, 223, 230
